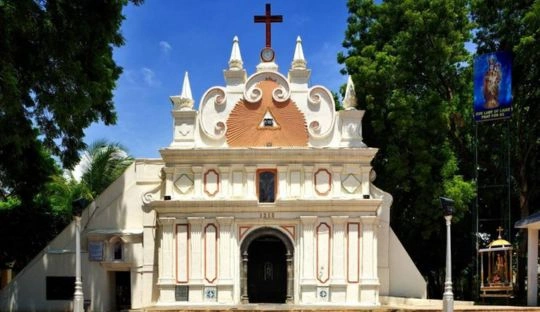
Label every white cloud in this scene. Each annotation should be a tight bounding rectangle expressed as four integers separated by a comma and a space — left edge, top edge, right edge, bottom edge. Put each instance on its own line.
159, 41, 172, 55
141, 67, 160, 87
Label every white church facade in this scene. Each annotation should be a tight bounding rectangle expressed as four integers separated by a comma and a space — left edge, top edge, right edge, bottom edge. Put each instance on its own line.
0, 13, 426, 311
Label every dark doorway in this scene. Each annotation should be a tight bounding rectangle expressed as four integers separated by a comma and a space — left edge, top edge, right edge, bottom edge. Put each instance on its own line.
247, 235, 287, 303
114, 271, 131, 311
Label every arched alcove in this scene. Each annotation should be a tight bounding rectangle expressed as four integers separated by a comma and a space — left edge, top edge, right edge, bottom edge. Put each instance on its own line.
240, 227, 294, 303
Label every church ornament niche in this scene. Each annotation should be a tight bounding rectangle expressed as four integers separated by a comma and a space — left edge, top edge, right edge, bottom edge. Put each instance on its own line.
478, 227, 514, 298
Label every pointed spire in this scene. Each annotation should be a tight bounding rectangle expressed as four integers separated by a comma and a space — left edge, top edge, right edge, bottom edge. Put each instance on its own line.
291, 36, 307, 70
343, 76, 357, 110
228, 36, 243, 70
180, 71, 193, 100
170, 71, 194, 111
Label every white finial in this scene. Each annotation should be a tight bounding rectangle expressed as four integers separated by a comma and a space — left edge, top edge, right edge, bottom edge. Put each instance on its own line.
170, 71, 194, 110
180, 71, 193, 100
229, 36, 243, 70
343, 76, 357, 110
291, 36, 307, 70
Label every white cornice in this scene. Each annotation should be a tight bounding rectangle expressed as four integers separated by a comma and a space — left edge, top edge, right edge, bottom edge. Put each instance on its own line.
159, 147, 378, 164
150, 198, 382, 214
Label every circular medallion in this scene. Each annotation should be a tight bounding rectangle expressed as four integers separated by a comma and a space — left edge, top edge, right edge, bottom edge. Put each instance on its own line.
260, 47, 275, 62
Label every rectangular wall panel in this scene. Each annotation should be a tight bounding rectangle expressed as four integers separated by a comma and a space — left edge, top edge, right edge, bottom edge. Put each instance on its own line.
204, 224, 218, 283
316, 222, 331, 283
176, 224, 189, 283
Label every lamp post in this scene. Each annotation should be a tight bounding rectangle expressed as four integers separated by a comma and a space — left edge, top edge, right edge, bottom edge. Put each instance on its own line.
440, 197, 455, 312
72, 198, 88, 312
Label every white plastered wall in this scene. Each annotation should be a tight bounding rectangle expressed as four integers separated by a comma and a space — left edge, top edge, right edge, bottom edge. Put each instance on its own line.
0, 160, 163, 311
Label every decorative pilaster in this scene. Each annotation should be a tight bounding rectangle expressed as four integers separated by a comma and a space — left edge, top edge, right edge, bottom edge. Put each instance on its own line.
331, 166, 343, 198
241, 251, 249, 303
300, 216, 317, 282
245, 166, 256, 200
277, 165, 288, 200
359, 216, 380, 305
192, 166, 203, 199
331, 216, 348, 284
218, 166, 230, 199
158, 217, 176, 303
304, 166, 314, 198
163, 167, 174, 198
188, 217, 204, 283
361, 166, 371, 197
217, 217, 234, 282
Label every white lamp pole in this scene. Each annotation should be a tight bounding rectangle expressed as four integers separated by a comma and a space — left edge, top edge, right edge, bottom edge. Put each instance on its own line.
73, 216, 84, 312
440, 197, 454, 312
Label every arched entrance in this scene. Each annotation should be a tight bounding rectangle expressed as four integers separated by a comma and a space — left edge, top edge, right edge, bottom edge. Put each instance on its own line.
240, 227, 293, 304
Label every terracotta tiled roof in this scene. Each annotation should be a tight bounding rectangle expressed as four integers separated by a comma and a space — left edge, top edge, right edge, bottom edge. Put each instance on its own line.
226, 79, 308, 147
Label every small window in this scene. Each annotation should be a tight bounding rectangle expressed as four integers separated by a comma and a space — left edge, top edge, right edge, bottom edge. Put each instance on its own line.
113, 241, 123, 261
258, 170, 276, 202
264, 118, 274, 127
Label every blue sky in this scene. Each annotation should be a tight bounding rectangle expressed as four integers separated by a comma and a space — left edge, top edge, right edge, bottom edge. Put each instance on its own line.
84, 1, 350, 158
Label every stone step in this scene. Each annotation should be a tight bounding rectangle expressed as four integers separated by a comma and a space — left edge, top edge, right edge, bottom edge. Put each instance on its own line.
135, 304, 540, 312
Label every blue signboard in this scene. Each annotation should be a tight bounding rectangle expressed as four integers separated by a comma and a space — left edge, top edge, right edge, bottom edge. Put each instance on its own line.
473, 52, 512, 122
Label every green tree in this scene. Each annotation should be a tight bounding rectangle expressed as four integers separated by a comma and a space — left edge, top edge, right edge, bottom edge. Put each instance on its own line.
472, 0, 540, 298
0, 0, 142, 203
338, 0, 475, 298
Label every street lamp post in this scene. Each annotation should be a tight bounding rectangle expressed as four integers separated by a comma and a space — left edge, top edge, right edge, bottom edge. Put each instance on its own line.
72, 198, 88, 312
73, 215, 84, 312
440, 197, 455, 312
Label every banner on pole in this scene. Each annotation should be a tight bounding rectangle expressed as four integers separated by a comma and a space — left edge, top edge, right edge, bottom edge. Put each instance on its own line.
473, 52, 512, 122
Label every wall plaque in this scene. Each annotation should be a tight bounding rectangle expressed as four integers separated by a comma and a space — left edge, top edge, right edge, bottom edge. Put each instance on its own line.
88, 241, 103, 261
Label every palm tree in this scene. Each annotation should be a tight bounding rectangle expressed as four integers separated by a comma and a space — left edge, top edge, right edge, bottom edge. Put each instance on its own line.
77, 139, 134, 198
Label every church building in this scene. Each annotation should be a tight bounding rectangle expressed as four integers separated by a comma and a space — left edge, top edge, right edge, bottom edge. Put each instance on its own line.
0, 5, 425, 311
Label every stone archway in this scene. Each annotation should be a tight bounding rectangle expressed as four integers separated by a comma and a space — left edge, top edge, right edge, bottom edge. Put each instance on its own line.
240, 227, 293, 304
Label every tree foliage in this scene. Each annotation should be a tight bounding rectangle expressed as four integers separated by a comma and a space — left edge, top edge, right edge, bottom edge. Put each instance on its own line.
0, 0, 142, 202
338, 0, 475, 297
472, 0, 540, 298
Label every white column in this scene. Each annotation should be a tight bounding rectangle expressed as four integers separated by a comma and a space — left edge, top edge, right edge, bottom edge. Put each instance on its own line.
245, 166, 256, 200
300, 216, 317, 282
188, 217, 204, 283
218, 166, 230, 199
528, 228, 538, 306
192, 166, 203, 198
331, 166, 343, 198
359, 216, 379, 305
304, 166, 314, 198
331, 216, 348, 284
163, 167, 174, 198
217, 217, 234, 282
158, 217, 176, 303
277, 166, 288, 200
361, 166, 371, 197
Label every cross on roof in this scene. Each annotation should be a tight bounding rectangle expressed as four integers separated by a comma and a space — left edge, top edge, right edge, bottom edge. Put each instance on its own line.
496, 226, 504, 239
254, 3, 283, 48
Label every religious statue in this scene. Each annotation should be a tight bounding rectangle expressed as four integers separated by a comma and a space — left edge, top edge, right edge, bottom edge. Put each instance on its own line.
482, 56, 502, 109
